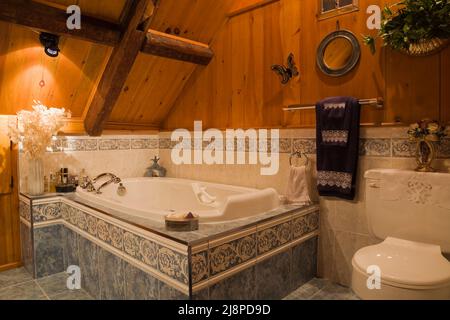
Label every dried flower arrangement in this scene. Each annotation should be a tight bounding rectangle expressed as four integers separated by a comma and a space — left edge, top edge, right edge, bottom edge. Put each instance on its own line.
407, 119, 447, 142
9, 101, 71, 159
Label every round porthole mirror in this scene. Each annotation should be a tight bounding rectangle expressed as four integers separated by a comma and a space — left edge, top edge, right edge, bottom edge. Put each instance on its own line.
316, 30, 361, 77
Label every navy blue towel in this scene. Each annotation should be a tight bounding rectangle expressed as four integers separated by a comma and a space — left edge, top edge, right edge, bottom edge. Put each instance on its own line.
316, 97, 361, 200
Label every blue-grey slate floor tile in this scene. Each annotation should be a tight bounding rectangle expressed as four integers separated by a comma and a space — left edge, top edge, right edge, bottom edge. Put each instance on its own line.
284, 278, 359, 300
37, 272, 72, 298
0, 281, 48, 300
0, 267, 33, 289
51, 289, 93, 300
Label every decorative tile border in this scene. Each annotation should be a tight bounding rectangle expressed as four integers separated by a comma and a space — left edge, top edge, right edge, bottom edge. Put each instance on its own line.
19, 198, 32, 223
209, 234, 257, 276
32, 202, 61, 223
392, 139, 416, 158
160, 134, 450, 159
46, 136, 159, 153
359, 138, 391, 157
34, 133, 450, 159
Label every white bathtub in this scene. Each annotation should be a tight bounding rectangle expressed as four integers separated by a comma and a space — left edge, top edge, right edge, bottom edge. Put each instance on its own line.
75, 177, 280, 223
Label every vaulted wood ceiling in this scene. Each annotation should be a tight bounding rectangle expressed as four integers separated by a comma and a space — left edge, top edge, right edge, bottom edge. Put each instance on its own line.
0, 0, 246, 134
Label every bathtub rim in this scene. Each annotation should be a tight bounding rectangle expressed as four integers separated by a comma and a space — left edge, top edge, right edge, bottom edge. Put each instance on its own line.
21, 192, 319, 247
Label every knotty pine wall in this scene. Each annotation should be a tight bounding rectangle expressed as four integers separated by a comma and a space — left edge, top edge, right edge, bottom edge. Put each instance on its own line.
163, 0, 450, 130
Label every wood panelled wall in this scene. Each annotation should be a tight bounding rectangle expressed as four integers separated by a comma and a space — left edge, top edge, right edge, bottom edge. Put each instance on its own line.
163, 0, 450, 130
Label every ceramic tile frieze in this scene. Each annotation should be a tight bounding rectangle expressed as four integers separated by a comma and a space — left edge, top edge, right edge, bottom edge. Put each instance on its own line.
392, 139, 416, 157
209, 234, 257, 277
359, 139, 391, 157
159, 134, 450, 159
191, 251, 209, 284
292, 139, 317, 155
437, 139, 450, 159
292, 211, 320, 239
46, 136, 158, 153
32, 202, 61, 223
257, 222, 292, 255
19, 199, 32, 223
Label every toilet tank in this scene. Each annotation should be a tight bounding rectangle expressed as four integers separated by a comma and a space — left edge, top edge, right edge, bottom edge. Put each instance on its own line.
365, 169, 450, 253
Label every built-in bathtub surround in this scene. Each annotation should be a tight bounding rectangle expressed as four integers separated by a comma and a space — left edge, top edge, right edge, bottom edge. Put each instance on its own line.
18, 135, 159, 193
19, 192, 319, 300
158, 127, 450, 288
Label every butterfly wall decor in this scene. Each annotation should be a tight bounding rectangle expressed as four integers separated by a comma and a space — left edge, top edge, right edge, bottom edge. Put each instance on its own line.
271, 53, 299, 84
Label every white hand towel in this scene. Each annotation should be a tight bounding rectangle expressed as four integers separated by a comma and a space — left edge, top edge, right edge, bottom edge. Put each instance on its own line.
286, 165, 312, 205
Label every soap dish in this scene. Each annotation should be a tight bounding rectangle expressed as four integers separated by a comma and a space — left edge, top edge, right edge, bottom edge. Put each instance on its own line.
165, 212, 199, 232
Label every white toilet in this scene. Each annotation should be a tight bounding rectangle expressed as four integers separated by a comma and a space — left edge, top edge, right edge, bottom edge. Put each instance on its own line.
352, 169, 450, 300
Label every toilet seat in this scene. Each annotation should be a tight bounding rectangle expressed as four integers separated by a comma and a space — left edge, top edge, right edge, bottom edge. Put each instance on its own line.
352, 237, 450, 290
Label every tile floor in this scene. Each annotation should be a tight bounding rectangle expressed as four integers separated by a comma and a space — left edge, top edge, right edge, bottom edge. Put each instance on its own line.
283, 278, 360, 300
0, 268, 92, 300
0, 267, 358, 300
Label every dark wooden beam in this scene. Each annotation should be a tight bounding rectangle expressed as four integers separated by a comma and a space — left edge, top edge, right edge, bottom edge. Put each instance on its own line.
0, 0, 121, 46
142, 30, 214, 65
0, 0, 213, 66
83, 0, 154, 136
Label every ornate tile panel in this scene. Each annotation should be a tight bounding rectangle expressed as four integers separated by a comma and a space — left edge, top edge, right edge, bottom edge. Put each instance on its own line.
19, 200, 31, 223
123, 231, 141, 260
158, 247, 189, 285
292, 211, 320, 240
293, 139, 316, 155
159, 138, 172, 149
131, 139, 158, 150
359, 139, 391, 157
98, 139, 119, 151
32, 202, 61, 223
392, 139, 416, 157
96, 219, 111, 244
84, 139, 98, 151
209, 234, 256, 276
117, 139, 131, 150
138, 237, 159, 269
438, 139, 450, 159
257, 222, 292, 255
191, 251, 209, 284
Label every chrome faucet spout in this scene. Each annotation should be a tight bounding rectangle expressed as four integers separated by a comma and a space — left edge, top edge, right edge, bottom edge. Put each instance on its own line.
80, 173, 121, 194
93, 173, 119, 183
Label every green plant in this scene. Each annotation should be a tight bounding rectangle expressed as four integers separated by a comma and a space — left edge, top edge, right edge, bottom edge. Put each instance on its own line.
363, 0, 450, 53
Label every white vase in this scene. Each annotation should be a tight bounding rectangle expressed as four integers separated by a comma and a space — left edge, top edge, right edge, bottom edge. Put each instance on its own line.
28, 157, 44, 196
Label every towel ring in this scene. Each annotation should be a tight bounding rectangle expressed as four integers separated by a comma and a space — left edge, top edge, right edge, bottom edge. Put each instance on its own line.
290, 151, 309, 167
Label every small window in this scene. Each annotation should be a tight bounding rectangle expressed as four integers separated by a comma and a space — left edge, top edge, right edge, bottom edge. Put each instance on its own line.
319, 0, 359, 20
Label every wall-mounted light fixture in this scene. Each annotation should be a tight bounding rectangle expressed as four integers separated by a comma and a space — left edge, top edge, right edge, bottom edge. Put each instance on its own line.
39, 32, 60, 57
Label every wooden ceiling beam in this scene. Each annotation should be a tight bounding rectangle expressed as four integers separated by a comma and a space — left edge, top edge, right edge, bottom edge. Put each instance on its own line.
0, 0, 213, 65
142, 30, 214, 65
0, 0, 121, 46
83, 0, 154, 136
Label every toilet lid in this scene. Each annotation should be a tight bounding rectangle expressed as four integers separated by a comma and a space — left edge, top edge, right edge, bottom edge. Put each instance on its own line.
353, 237, 450, 288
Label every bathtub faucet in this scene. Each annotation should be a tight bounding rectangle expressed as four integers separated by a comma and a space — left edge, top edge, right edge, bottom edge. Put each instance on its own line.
92, 173, 121, 194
